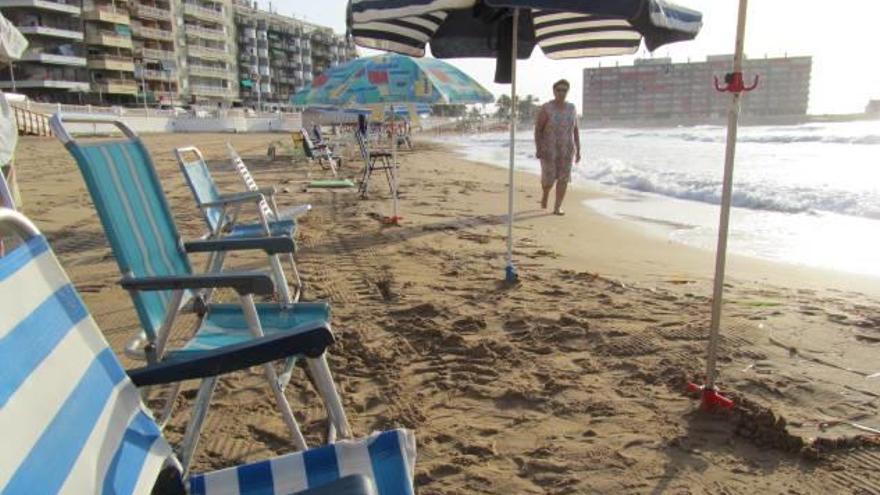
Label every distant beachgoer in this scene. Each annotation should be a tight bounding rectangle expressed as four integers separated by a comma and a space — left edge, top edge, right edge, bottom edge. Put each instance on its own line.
534, 79, 581, 215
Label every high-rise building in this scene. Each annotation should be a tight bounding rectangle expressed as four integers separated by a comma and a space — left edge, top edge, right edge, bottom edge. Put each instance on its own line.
82, 0, 138, 103
233, 3, 357, 109
1, 0, 355, 105
130, 0, 179, 105
583, 55, 812, 124
0, 0, 90, 101
178, 0, 237, 103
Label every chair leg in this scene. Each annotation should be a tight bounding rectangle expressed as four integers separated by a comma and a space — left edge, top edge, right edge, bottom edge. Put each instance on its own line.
179, 377, 217, 477
268, 253, 293, 303
156, 381, 182, 429
263, 362, 309, 451
306, 353, 352, 440
287, 252, 303, 303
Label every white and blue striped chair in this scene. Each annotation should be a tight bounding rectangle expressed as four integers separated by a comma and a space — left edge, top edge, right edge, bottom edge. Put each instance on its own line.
0, 207, 417, 495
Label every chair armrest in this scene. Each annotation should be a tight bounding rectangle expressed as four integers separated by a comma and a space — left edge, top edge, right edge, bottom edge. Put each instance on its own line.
184, 236, 295, 255
120, 272, 274, 295
200, 190, 265, 208
127, 322, 334, 386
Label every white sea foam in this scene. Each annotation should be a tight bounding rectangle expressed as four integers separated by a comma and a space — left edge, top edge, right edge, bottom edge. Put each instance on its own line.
433, 120, 880, 276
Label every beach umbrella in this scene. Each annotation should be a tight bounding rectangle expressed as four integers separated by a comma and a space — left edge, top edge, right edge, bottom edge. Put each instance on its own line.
0, 12, 27, 65
293, 53, 494, 223
685, 0, 759, 412
348, 0, 702, 282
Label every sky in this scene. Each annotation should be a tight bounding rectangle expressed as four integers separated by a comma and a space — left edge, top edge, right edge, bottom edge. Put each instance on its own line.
280, 0, 880, 115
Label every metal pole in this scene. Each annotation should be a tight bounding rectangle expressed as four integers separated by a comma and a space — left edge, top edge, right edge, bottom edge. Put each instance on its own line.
705, 0, 748, 389
9, 63, 15, 92
505, 9, 519, 282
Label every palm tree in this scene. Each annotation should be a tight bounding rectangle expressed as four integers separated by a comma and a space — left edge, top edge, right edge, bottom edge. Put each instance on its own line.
495, 94, 512, 119
517, 95, 540, 123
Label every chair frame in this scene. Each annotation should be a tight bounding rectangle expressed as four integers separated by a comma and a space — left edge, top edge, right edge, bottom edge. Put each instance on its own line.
49, 114, 351, 473
355, 130, 396, 199
174, 145, 307, 302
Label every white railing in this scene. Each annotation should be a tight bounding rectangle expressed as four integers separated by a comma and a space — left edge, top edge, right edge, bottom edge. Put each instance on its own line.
132, 2, 171, 19
139, 47, 174, 60
182, 3, 224, 21
188, 44, 228, 58
188, 65, 227, 77
190, 84, 229, 96
185, 24, 225, 39
132, 24, 173, 41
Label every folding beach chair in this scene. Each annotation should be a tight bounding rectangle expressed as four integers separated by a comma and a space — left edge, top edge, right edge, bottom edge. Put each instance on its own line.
174, 144, 310, 302
355, 130, 396, 199
49, 113, 351, 471
0, 206, 417, 494
299, 128, 340, 177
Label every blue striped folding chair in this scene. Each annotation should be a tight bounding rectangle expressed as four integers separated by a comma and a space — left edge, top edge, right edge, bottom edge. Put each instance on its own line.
174, 144, 310, 302
299, 128, 340, 177
49, 113, 352, 472
0, 207, 416, 494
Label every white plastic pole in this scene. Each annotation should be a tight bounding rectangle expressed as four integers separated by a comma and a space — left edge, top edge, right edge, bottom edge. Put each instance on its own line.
705, 0, 748, 389
505, 9, 519, 281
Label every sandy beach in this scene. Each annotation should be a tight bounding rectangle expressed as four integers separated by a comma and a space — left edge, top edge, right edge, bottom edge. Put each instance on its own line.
13, 131, 880, 494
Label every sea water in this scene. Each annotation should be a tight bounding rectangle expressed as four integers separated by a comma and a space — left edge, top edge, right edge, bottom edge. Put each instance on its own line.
441, 120, 880, 277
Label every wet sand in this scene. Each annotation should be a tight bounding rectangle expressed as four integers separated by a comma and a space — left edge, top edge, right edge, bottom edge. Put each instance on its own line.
13, 131, 880, 494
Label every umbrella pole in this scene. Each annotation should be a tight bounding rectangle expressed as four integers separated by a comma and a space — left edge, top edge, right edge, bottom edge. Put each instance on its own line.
505, 8, 519, 283
689, 0, 751, 412
387, 106, 402, 224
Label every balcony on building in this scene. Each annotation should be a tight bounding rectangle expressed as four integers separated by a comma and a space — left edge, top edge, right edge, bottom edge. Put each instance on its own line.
187, 43, 229, 60
87, 52, 135, 71
85, 28, 133, 48
0, 0, 81, 15
137, 46, 174, 61
131, 22, 174, 41
10, 11, 84, 40
82, 3, 130, 24
182, 2, 224, 23
184, 23, 226, 41
20, 49, 87, 66
190, 83, 229, 97
188, 63, 229, 79
0, 63, 89, 90
91, 77, 138, 94
130, 1, 172, 21
134, 66, 176, 80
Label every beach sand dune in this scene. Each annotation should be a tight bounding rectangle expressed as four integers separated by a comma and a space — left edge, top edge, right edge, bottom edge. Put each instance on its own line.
13, 132, 880, 493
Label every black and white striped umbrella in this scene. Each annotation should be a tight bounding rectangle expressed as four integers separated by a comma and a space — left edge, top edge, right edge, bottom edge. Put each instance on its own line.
347, 0, 702, 281
349, 0, 702, 80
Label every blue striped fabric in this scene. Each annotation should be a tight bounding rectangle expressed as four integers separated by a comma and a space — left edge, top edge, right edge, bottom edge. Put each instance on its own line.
167, 302, 330, 359
180, 158, 226, 233
65, 139, 192, 341
0, 235, 172, 494
189, 429, 416, 495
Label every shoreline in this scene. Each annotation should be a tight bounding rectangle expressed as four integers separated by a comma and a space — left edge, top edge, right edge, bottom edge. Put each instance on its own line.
425, 134, 880, 298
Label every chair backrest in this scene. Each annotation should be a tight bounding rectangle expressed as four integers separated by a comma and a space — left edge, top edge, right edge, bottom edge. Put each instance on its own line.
354, 130, 370, 164
0, 209, 173, 494
299, 129, 318, 160
312, 124, 323, 144
174, 146, 225, 234
226, 143, 275, 221
50, 115, 193, 341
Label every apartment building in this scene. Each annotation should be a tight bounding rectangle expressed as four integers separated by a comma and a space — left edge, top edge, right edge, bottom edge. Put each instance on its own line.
583, 55, 812, 124
0, 0, 89, 101
234, 3, 357, 109
130, 0, 178, 104
2, 0, 354, 105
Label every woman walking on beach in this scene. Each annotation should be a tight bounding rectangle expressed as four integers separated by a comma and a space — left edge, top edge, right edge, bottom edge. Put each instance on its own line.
534, 79, 581, 215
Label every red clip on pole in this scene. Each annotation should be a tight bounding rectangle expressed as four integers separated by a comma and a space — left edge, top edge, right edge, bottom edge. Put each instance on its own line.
687, 382, 735, 412
714, 72, 759, 93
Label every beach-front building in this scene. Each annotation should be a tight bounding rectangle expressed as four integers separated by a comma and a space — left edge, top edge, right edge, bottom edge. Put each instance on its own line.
0, 0, 90, 101
0, 0, 354, 105
583, 55, 812, 125
233, 2, 356, 110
